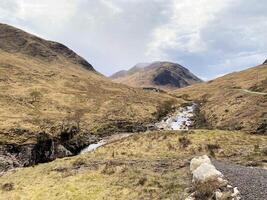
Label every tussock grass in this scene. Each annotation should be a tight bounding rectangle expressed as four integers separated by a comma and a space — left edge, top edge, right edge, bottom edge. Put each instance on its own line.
0, 130, 266, 199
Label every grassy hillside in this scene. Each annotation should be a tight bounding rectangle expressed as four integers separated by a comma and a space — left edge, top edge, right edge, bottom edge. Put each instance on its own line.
0, 24, 180, 169
173, 64, 267, 134
0, 130, 266, 200
0, 24, 177, 142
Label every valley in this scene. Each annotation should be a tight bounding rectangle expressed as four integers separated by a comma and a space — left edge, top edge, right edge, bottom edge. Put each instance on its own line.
0, 23, 266, 200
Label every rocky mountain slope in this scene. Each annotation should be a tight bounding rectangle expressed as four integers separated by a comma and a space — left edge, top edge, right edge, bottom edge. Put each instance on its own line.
263, 59, 267, 64
110, 62, 202, 90
173, 64, 267, 134
0, 24, 176, 169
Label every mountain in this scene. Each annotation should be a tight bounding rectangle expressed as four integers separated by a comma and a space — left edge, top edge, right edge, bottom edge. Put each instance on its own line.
0, 24, 176, 169
0, 23, 94, 71
263, 59, 267, 64
110, 61, 202, 89
173, 64, 267, 134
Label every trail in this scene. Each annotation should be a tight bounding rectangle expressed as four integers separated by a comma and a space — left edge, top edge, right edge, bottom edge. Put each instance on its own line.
237, 89, 267, 95
213, 160, 267, 200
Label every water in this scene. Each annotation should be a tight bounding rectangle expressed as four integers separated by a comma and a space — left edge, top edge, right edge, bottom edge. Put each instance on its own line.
80, 140, 106, 154
80, 133, 133, 154
156, 104, 196, 131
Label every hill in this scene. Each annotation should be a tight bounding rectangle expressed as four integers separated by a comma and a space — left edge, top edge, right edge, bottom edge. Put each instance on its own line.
110, 62, 202, 90
173, 64, 267, 134
0, 24, 177, 168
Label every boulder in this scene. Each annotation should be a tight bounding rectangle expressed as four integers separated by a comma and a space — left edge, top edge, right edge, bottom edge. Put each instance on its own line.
190, 155, 211, 172
192, 163, 223, 183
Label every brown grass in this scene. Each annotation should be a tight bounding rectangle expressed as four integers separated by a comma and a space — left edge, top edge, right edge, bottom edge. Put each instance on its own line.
0, 130, 266, 199
173, 64, 267, 133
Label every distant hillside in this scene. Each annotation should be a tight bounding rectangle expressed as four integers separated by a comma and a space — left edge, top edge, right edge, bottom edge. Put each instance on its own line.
263, 59, 267, 64
0, 24, 176, 155
173, 64, 267, 134
0, 23, 94, 71
110, 62, 202, 90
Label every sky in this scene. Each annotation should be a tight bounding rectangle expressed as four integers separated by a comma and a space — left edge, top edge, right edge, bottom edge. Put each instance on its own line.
0, 0, 267, 80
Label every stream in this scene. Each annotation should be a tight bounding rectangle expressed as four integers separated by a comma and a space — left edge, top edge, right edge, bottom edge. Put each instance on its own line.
80, 103, 196, 154
155, 103, 196, 130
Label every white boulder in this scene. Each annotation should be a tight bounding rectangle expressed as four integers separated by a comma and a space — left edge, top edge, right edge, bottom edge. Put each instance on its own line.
192, 163, 223, 183
190, 155, 211, 172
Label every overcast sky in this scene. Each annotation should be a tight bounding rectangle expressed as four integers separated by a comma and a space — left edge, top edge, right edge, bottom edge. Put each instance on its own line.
1, 0, 267, 80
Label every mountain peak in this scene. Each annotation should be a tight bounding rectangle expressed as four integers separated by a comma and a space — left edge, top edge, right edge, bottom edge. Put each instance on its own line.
110, 61, 202, 89
263, 59, 267, 65
0, 23, 94, 71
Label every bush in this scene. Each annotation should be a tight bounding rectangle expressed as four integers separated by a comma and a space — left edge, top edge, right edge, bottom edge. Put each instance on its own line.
179, 136, 191, 148
194, 178, 221, 200
206, 144, 220, 157
155, 99, 176, 120
193, 104, 210, 129
1, 183, 14, 191
29, 90, 42, 102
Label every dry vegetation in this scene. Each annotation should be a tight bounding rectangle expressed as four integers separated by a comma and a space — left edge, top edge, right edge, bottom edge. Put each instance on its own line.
0, 24, 179, 145
0, 130, 266, 200
173, 64, 267, 133
110, 62, 202, 90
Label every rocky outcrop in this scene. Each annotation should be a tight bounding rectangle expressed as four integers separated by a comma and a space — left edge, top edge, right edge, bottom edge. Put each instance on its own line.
185, 155, 241, 200
263, 60, 267, 65
0, 129, 101, 174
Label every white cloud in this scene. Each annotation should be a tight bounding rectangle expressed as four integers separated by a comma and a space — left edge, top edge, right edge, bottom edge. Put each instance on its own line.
146, 0, 234, 59
0, 0, 266, 78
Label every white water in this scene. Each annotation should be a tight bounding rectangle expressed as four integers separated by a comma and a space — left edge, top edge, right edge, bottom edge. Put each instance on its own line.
156, 104, 196, 131
80, 105, 196, 154
80, 133, 133, 154
80, 140, 106, 154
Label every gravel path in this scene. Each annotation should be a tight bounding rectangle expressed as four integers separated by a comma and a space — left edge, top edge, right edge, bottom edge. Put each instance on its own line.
213, 160, 267, 200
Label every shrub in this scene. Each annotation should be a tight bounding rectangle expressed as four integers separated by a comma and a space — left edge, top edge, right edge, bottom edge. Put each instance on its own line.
261, 147, 267, 156
29, 90, 42, 102
72, 158, 86, 168
1, 183, 14, 191
206, 144, 220, 157
194, 178, 221, 200
155, 99, 176, 120
179, 136, 191, 148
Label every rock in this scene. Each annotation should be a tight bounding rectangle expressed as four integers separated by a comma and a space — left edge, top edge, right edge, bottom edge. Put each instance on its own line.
55, 144, 73, 158
185, 192, 196, 200
215, 190, 223, 199
193, 163, 223, 183
231, 187, 240, 198
190, 155, 211, 172
217, 177, 228, 187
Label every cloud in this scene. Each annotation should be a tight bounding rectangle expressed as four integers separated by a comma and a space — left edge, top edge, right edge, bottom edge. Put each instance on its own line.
0, 0, 266, 78
146, 0, 234, 59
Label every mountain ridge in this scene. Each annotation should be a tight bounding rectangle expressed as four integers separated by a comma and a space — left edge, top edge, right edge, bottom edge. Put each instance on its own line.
0, 23, 94, 71
110, 61, 202, 89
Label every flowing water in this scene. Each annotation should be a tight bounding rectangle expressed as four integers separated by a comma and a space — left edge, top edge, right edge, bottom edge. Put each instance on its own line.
80, 133, 133, 154
80, 104, 196, 154
155, 104, 196, 131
